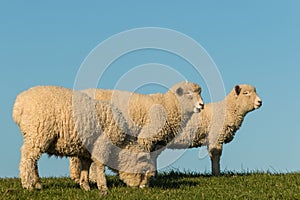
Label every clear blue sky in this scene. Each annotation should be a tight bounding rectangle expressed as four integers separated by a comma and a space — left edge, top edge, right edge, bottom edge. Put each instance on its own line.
1, 1, 299, 178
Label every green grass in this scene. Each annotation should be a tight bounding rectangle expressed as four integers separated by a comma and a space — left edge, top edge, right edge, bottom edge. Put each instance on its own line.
1, 171, 300, 200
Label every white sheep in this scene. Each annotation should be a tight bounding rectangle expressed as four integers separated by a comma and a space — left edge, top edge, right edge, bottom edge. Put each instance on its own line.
168, 84, 262, 175
12, 85, 155, 194
69, 81, 204, 181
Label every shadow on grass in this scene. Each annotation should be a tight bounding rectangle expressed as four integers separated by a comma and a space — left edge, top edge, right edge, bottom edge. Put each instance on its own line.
150, 169, 274, 189
40, 177, 80, 190
88, 171, 205, 190
43, 171, 268, 190
6, 170, 280, 192
157, 170, 211, 179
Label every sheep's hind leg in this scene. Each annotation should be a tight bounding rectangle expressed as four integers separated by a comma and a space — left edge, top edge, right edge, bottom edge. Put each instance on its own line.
19, 142, 42, 190
79, 157, 92, 191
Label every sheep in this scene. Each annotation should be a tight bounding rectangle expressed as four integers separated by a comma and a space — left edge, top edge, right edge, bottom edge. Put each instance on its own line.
12, 85, 155, 194
168, 84, 262, 176
85, 81, 203, 151
69, 81, 204, 182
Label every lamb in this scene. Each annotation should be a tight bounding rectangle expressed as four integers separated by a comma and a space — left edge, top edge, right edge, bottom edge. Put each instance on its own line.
12, 85, 155, 194
168, 84, 262, 176
69, 81, 204, 182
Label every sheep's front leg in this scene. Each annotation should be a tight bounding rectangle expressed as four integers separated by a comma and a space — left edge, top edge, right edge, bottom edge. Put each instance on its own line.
79, 158, 92, 191
150, 151, 159, 178
94, 161, 108, 196
33, 161, 42, 189
209, 146, 223, 176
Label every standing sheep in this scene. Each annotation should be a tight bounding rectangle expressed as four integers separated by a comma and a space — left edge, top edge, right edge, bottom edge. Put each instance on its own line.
69, 81, 204, 181
169, 84, 262, 175
12, 86, 155, 194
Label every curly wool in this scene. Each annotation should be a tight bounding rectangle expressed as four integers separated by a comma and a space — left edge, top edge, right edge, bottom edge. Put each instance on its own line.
12, 85, 154, 193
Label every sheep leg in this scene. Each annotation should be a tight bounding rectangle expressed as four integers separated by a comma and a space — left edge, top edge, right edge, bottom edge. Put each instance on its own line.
19, 142, 42, 190
79, 157, 92, 191
33, 161, 42, 189
140, 170, 154, 188
94, 161, 108, 196
69, 157, 81, 184
150, 152, 159, 178
209, 147, 222, 176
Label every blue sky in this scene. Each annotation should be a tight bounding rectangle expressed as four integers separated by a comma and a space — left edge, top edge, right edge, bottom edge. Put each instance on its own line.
0, 1, 299, 177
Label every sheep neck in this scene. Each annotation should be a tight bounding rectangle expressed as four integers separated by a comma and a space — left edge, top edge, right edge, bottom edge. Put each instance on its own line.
162, 91, 189, 128
220, 95, 247, 143
137, 89, 201, 152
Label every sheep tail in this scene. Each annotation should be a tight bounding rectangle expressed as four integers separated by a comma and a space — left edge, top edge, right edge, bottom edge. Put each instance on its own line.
12, 97, 23, 125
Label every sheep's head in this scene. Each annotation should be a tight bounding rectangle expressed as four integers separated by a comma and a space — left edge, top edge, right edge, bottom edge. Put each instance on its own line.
231, 84, 262, 113
119, 169, 156, 188
118, 144, 156, 188
118, 157, 156, 188
169, 81, 204, 114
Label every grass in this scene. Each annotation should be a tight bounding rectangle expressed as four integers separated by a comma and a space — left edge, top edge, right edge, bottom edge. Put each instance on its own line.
1, 171, 300, 200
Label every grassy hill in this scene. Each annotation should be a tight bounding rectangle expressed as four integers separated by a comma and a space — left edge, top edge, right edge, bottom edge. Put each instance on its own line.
1, 171, 300, 200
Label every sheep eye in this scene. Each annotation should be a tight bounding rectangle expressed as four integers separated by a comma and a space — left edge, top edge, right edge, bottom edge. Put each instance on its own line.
184, 91, 192, 95
185, 91, 194, 98
243, 91, 250, 95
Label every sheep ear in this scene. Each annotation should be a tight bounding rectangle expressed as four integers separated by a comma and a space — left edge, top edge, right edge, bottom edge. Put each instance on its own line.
176, 87, 183, 96
234, 85, 241, 95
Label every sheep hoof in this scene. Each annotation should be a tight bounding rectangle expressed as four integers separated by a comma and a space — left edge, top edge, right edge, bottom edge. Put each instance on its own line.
99, 189, 108, 196
34, 182, 43, 190
212, 172, 221, 176
80, 183, 91, 191
23, 185, 34, 191
72, 178, 81, 184
139, 185, 147, 189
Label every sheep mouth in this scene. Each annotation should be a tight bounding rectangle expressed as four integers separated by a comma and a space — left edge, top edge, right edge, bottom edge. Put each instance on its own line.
194, 107, 202, 113
254, 102, 262, 109
194, 103, 204, 113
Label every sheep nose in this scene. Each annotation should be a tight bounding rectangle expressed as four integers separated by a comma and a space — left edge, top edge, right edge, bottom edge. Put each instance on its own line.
199, 102, 204, 109
196, 101, 204, 110
255, 97, 262, 109
194, 101, 204, 113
